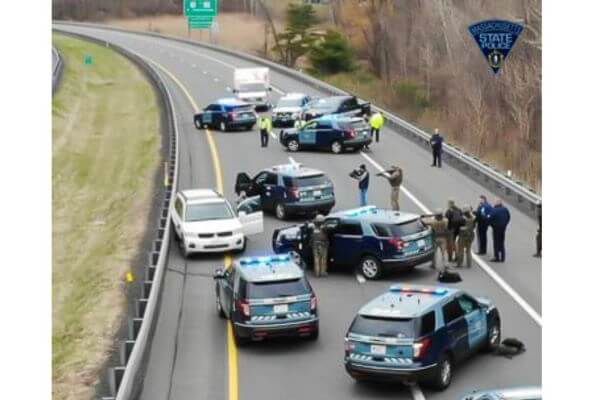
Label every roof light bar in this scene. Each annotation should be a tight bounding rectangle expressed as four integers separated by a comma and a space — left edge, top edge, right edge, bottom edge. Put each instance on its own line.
239, 254, 291, 266
389, 285, 447, 295
345, 205, 377, 217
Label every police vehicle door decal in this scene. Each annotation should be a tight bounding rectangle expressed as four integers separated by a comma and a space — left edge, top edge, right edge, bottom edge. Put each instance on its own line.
459, 296, 487, 349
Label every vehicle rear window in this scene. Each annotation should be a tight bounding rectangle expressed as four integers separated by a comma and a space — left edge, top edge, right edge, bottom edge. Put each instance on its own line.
244, 278, 310, 299
338, 120, 369, 131
350, 315, 416, 338
373, 219, 427, 237
286, 174, 329, 187
420, 312, 436, 336
232, 106, 254, 113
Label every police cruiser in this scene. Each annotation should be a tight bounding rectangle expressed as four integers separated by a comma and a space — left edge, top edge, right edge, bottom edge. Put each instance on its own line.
235, 161, 335, 220
171, 189, 263, 257
213, 254, 319, 345
273, 206, 434, 279
344, 285, 501, 390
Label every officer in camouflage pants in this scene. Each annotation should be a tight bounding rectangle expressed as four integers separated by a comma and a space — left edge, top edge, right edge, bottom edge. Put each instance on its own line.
422, 210, 449, 270
310, 214, 329, 277
456, 207, 476, 268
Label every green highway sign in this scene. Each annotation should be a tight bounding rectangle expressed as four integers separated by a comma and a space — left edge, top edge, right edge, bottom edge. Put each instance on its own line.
188, 14, 214, 29
189, 20, 214, 29
184, 0, 219, 17
84, 54, 94, 65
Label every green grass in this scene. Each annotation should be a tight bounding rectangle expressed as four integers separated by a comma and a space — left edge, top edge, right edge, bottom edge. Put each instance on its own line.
52, 34, 160, 400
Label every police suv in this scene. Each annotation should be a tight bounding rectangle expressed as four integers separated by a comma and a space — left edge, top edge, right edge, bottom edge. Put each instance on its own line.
272, 93, 311, 128
213, 254, 319, 345
344, 285, 501, 390
171, 189, 263, 257
193, 98, 257, 132
235, 162, 335, 220
273, 206, 435, 279
279, 115, 372, 154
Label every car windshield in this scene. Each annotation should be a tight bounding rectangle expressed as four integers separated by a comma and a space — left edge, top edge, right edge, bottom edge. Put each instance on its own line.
309, 98, 341, 110
185, 202, 233, 222
277, 98, 303, 108
288, 174, 329, 187
246, 278, 310, 299
239, 83, 266, 92
350, 315, 416, 338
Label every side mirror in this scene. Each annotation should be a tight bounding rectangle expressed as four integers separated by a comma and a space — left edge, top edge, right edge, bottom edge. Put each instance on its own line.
213, 268, 226, 280
232, 89, 238, 94
268, 87, 273, 91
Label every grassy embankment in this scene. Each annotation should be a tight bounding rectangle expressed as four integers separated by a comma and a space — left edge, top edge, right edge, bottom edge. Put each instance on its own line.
52, 34, 160, 400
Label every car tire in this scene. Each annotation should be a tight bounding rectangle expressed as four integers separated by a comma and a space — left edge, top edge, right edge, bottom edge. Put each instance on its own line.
216, 293, 226, 319
484, 321, 501, 352
287, 139, 300, 152
178, 238, 189, 258
170, 222, 180, 242
307, 327, 319, 341
428, 353, 453, 391
359, 255, 383, 280
233, 328, 250, 347
220, 121, 227, 132
331, 140, 343, 154
275, 202, 287, 220
194, 120, 201, 129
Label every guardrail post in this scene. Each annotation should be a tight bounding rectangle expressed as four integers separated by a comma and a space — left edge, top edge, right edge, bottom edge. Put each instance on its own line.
128, 317, 144, 340
136, 298, 148, 318
120, 340, 136, 365
142, 280, 153, 298
107, 366, 126, 397
146, 265, 156, 281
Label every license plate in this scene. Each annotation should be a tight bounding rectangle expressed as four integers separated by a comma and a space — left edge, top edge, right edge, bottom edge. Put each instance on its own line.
274, 304, 288, 314
313, 190, 322, 196
371, 344, 386, 355
417, 239, 426, 247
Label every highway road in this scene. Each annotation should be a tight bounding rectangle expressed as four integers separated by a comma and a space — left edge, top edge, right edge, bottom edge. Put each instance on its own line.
54, 24, 541, 400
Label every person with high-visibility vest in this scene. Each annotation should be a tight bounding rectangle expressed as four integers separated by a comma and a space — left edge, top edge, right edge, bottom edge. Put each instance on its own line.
369, 111, 384, 142
259, 115, 272, 147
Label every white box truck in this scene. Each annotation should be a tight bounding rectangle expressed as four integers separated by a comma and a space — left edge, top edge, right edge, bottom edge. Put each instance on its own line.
233, 67, 272, 111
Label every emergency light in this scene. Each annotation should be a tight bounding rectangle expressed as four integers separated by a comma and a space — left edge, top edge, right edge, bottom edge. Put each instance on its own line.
345, 205, 377, 217
239, 254, 291, 266
389, 285, 447, 295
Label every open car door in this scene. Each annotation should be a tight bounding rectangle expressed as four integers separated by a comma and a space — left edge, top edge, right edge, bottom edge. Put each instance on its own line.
237, 195, 263, 236
235, 172, 252, 195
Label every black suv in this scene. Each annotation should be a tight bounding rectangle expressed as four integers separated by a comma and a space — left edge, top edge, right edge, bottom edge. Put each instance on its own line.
235, 163, 335, 220
302, 95, 371, 121
214, 254, 319, 345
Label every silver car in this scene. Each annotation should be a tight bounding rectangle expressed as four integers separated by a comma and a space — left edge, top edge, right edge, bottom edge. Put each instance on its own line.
461, 386, 541, 400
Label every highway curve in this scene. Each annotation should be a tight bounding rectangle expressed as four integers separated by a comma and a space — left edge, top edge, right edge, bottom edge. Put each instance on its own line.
54, 23, 541, 400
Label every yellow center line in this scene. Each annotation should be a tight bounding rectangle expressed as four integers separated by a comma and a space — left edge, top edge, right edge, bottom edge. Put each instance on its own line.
138, 54, 238, 400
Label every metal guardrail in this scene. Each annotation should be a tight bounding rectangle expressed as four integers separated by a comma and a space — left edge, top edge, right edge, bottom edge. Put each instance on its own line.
52, 28, 179, 400
54, 21, 541, 217
52, 46, 63, 94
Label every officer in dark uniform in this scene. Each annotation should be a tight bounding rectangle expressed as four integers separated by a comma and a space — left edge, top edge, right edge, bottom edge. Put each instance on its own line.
456, 207, 476, 268
488, 199, 511, 262
534, 203, 542, 258
429, 128, 444, 168
445, 199, 463, 262
475, 195, 492, 255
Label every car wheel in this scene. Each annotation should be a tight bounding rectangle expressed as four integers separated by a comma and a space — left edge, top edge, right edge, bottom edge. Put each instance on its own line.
428, 353, 452, 391
275, 202, 287, 220
287, 139, 300, 152
194, 120, 201, 129
331, 140, 343, 154
216, 293, 226, 318
220, 121, 227, 132
179, 238, 189, 258
170, 222, 180, 242
233, 327, 250, 347
307, 327, 319, 341
484, 322, 501, 352
359, 256, 383, 280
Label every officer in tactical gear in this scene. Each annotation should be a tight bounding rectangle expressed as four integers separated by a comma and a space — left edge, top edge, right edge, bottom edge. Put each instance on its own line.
376, 165, 403, 211
456, 207, 476, 268
423, 209, 449, 270
310, 214, 329, 277
445, 199, 463, 262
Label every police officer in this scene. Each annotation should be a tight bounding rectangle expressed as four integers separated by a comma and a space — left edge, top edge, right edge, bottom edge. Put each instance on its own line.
310, 214, 329, 277
475, 195, 492, 255
423, 209, 449, 270
488, 199, 511, 262
533, 203, 541, 258
376, 165, 403, 211
445, 199, 462, 262
350, 164, 370, 206
369, 111, 384, 143
456, 207, 476, 268
429, 128, 444, 168
259, 115, 272, 147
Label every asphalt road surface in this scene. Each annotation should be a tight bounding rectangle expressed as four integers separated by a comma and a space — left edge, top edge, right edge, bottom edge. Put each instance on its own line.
54, 24, 541, 400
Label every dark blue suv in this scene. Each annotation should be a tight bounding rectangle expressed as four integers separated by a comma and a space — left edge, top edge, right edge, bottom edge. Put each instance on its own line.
279, 115, 372, 154
194, 98, 257, 132
345, 285, 501, 390
213, 254, 319, 345
273, 206, 435, 279
235, 163, 335, 220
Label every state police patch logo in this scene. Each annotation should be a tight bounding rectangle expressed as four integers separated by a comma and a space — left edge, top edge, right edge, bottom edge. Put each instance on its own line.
468, 20, 524, 74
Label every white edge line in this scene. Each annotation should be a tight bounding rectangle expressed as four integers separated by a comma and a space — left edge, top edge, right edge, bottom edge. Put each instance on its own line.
360, 151, 542, 327
409, 384, 426, 400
